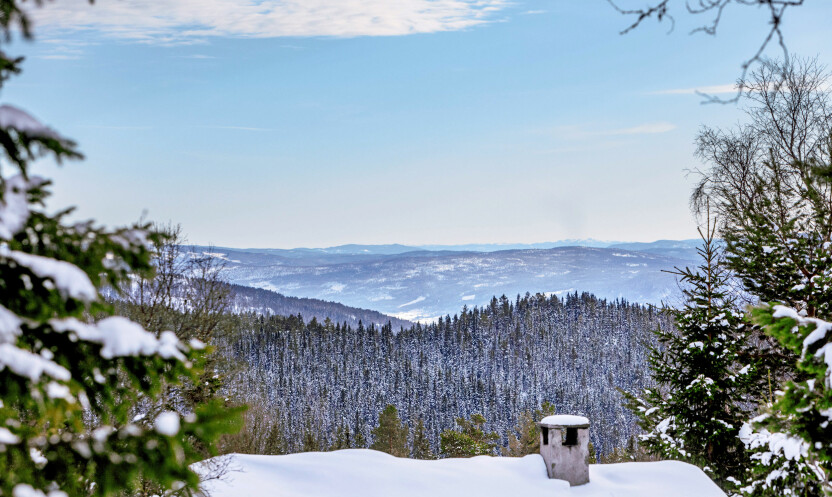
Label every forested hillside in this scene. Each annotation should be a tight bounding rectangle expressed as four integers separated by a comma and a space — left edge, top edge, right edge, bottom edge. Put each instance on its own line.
221, 291, 671, 457
228, 283, 413, 329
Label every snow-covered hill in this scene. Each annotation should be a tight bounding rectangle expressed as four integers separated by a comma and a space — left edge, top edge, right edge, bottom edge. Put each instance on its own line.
194, 243, 698, 322
227, 283, 413, 328
199, 450, 726, 497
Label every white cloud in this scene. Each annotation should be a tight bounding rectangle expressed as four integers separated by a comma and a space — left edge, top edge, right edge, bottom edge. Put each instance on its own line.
27, 0, 508, 44
398, 296, 426, 308
651, 84, 737, 95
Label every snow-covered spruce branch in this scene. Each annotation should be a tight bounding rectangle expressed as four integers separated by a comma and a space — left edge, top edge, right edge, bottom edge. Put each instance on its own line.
738, 305, 832, 496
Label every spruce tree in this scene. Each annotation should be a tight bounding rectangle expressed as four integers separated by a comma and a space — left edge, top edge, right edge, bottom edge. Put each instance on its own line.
301, 418, 321, 452
410, 418, 435, 460
439, 414, 499, 458
264, 422, 287, 455
370, 405, 409, 457
623, 225, 762, 489
0, 2, 239, 496
503, 402, 555, 457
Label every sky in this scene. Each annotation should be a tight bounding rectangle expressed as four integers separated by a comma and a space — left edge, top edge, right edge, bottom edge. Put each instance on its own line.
5, 0, 832, 248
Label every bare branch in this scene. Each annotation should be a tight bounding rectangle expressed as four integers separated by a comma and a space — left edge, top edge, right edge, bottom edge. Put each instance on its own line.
609, 0, 806, 104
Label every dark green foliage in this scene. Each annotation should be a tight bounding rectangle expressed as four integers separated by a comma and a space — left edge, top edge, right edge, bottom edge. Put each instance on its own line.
623, 228, 763, 489
328, 423, 352, 451
264, 422, 288, 455
599, 436, 656, 464
439, 414, 499, 458
370, 405, 409, 457
411, 418, 435, 460
353, 427, 367, 449
503, 402, 555, 457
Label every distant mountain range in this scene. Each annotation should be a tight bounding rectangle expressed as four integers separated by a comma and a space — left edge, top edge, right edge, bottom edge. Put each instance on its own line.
209, 239, 701, 261
194, 239, 702, 322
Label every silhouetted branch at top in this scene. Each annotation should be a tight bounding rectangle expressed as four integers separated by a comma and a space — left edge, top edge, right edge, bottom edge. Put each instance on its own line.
607, 0, 806, 104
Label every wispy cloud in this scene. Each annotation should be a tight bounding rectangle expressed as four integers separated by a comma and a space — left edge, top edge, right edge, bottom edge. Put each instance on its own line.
197, 125, 279, 132
604, 122, 676, 135
650, 84, 737, 95
35, 38, 92, 60
172, 54, 216, 59
27, 0, 508, 44
540, 122, 676, 140
38, 54, 82, 60
522, 10, 547, 15
77, 124, 154, 130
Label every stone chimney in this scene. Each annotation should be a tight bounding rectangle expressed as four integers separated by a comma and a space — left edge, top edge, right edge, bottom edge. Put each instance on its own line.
537, 415, 590, 486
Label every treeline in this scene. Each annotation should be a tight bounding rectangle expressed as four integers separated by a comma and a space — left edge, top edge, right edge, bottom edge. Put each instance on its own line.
218, 291, 671, 457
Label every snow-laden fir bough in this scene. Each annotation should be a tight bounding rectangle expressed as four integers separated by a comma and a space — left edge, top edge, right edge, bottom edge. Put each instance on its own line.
0, 2, 238, 496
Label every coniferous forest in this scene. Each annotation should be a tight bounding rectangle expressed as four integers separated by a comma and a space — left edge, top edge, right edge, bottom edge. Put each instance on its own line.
220, 292, 671, 456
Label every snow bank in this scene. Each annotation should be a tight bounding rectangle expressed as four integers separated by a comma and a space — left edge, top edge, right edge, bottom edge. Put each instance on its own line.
540, 414, 590, 426
198, 450, 726, 497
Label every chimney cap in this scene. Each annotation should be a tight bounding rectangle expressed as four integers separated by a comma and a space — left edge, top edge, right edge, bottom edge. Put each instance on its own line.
537, 415, 589, 428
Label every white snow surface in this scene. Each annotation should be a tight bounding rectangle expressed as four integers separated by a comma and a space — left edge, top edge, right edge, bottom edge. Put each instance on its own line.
0, 426, 20, 444
50, 317, 185, 361
0, 175, 45, 240
6, 250, 97, 302
198, 450, 726, 497
0, 304, 22, 344
154, 411, 180, 436
540, 414, 590, 426
772, 305, 832, 387
0, 343, 71, 382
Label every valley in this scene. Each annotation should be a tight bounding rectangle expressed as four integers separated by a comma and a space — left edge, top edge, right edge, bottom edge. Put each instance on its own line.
199, 239, 700, 322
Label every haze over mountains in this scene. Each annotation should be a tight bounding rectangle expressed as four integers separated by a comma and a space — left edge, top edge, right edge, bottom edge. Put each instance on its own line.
197, 239, 701, 323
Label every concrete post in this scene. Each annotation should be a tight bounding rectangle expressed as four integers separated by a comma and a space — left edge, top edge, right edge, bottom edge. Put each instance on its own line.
537, 415, 590, 486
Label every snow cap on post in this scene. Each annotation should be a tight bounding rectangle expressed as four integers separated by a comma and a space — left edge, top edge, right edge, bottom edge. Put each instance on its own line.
539, 415, 590, 428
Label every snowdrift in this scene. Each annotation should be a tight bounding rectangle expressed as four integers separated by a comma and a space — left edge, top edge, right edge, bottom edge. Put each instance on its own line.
199, 449, 726, 497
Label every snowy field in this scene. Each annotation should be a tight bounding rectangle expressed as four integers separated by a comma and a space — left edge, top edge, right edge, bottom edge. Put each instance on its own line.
199, 450, 726, 497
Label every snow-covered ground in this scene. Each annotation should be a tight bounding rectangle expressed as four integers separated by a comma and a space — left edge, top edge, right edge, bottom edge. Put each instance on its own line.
199, 450, 726, 497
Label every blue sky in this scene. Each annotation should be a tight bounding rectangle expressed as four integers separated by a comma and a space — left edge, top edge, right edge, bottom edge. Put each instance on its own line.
6, 0, 832, 248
